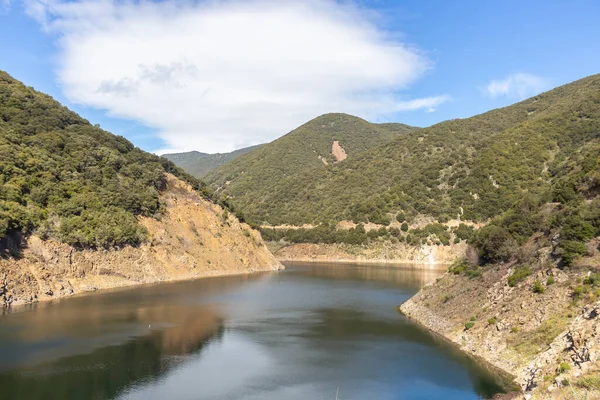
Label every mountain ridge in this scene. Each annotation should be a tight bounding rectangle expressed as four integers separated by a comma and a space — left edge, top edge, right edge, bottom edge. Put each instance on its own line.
163, 144, 264, 178
207, 74, 600, 227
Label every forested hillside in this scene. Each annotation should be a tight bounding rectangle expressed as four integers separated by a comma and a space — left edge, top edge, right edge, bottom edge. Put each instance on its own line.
163, 144, 263, 178
213, 75, 600, 228
205, 113, 416, 215
0, 71, 208, 250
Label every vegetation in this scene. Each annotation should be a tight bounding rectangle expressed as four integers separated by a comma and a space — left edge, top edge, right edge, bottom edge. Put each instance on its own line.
0, 71, 212, 250
508, 265, 532, 287
205, 113, 416, 225
557, 362, 571, 374
162, 145, 264, 178
205, 75, 600, 231
448, 259, 482, 279
508, 311, 572, 358
464, 321, 475, 330
576, 375, 600, 390
532, 280, 545, 294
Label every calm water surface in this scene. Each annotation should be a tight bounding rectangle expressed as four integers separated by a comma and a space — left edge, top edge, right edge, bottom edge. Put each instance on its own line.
0, 263, 509, 399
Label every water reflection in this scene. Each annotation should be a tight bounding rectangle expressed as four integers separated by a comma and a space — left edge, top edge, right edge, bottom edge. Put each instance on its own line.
0, 263, 510, 400
286, 261, 446, 288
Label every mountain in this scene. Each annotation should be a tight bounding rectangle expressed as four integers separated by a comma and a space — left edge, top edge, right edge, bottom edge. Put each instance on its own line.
0, 70, 281, 306
212, 75, 600, 227
204, 113, 417, 223
162, 144, 264, 178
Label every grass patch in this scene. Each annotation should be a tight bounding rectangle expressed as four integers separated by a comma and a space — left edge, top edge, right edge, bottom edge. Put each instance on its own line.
557, 362, 571, 374
508, 265, 532, 287
576, 375, 600, 390
508, 311, 572, 358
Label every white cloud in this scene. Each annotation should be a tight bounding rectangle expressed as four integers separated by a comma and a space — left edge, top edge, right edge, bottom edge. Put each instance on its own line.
485, 73, 547, 100
25, 0, 448, 153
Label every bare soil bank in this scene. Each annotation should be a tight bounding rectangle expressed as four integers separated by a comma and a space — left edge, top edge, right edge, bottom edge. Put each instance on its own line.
0, 174, 282, 308
270, 241, 468, 265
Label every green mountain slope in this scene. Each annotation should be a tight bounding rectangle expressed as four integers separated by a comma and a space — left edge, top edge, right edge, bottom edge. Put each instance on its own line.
163, 144, 264, 178
204, 113, 416, 221
0, 71, 208, 250
219, 75, 600, 227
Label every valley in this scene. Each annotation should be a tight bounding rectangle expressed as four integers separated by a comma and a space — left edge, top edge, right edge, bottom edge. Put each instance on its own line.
1, 71, 599, 399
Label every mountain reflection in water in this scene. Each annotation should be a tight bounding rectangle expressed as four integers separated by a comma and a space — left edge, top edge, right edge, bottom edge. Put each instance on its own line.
0, 263, 511, 400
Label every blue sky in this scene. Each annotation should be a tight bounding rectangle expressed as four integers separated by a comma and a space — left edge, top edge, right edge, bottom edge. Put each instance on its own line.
1, 0, 599, 153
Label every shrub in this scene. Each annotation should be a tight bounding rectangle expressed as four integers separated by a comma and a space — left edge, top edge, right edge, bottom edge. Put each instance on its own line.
546, 276, 555, 285
572, 286, 585, 300
532, 280, 545, 294
454, 223, 475, 243
475, 225, 518, 264
401, 222, 409, 232
448, 260, 482, 279
488, 317, 497, 325
557, 362, 571, 374
464, 322, 475, 330
583, 272, 600, 286
560, 240, 588, 267
508, 265, 532, 287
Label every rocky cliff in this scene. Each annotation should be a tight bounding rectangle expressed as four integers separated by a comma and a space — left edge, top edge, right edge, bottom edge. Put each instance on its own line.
400, 264, 600, 399
0, 174, 282, 307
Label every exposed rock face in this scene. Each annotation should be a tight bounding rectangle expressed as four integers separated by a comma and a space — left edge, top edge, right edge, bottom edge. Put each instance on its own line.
272, 241, 467, 265
0, 174, 282, 307
331, 140, 347, 162
400, 266, 600, 399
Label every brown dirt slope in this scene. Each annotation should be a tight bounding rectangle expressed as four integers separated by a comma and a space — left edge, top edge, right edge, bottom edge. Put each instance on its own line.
0, 174, 282, 307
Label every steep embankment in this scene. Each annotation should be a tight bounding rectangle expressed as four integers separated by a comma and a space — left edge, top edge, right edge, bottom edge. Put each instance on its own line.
0, 174, 282, 307
400, 263, 600, 399
271, 241, 467, 265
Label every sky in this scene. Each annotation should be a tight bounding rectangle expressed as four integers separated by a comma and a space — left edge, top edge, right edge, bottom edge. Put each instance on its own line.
1, 0, 599, 154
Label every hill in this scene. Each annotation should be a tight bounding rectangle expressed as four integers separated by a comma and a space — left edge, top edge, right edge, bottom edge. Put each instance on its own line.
215, 75, 600, 227
0, 70, 209, 250
204, 113, 416, 222
162, 144, 264, 178
0, 70, 281, 307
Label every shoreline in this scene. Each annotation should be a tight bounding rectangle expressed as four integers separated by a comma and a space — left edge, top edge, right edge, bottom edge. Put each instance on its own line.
3, 263, 285, 311
399, 297, 521, 396
279, 257, 451, 267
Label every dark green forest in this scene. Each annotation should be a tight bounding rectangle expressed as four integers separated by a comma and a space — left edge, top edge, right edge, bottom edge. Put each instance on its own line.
204, 113, 416, 209
0, 71, 208, 250
208, 75, 600, 228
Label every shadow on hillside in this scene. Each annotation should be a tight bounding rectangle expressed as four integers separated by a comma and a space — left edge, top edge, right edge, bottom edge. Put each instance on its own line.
0, 232, 26, 259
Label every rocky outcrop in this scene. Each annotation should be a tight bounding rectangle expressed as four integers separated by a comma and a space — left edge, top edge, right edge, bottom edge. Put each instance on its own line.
400, 266, 600, 399
0, 174, 282, 307
272, 241, 467, 265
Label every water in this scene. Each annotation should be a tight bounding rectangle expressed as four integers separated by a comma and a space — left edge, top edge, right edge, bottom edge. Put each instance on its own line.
0, 262, 509, 399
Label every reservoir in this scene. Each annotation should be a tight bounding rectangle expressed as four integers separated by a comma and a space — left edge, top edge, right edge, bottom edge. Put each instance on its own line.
0, 263, 509, 399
